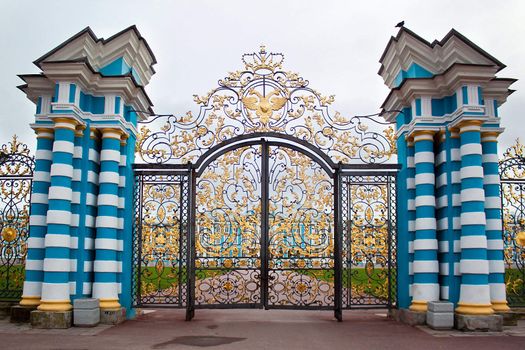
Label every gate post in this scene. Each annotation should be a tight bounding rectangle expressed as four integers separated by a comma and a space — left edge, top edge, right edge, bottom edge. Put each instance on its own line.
379, 27, 515, 327
17, 26, 156, 324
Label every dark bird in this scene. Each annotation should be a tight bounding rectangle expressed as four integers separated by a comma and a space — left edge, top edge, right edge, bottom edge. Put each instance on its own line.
395, 21, 405, 28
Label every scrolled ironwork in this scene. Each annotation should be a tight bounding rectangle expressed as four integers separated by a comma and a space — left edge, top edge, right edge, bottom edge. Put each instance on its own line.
500, 139, 525, 306
137, 46, 396, 165
0, 135, 34, 300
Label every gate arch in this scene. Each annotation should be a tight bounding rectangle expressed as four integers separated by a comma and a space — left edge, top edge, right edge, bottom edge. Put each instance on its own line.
132, 46, 398, 321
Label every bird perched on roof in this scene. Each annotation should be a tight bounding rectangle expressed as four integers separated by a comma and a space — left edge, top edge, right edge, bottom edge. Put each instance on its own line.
395, 21, 405, 28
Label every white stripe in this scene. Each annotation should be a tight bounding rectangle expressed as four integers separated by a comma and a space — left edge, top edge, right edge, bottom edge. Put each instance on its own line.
407, 156, 414, 168
72, 169, 81, 181
452, 193, 461, 207
412, 283, 440, 301
70, 213, 79, 227
484, 197, 501, 209
120, 155, 127, 165
33, 171, 51, 182
47, 210, 72, 225
48, 186, 72, 200
30, 215, 47, 226
43, 258, 72, 272
439, 241, 449, 253
460, 166, 484, 179
95, 238, 120, 250
483, 175, 500, 185
488, 260, 505, 273
460, 188, 485, 202
70, 236, 78, 249
451, 171, 460, 184
31, 193, 49, 204
35, 149, 53, 161
22, 281, 42, 296
84, 238, 94, 250
460, 235, 487, 249
415, 152, 434, 164
413, 239, 438, 250
451, 149, 460, 161
487, 239, 503, 250
118, 197, 125, 209
460, 212, 486, 226
482, 153, 499, 163
118, 218, 124, 230
94, 261, 122, 273
454, 240, 461, 253
436, 173, 447, 188
92, 283, 119, 300
87, 193, 97, 206
439, 263, 449, 275
408, 199, 415, 211
99, 171, 120, 184
436, 195, 447, 209
435, 151, 446, 165
437, 218, 448, 230
84, 261, 93, 272
415, 173, 435, 185
74, 146, 82, 158
97, 194, 119, 206
453, 217, 461, 230
415, 195, 435, 207
28, 237, 45, 249
458, 285, 491, 304
52, 140, 74, 154
85, 215, 95, 228
100, 149, 121, 163
88, 171, 99, 184
454, 262, 460, 275
50, 163, 74, 178
96, 216, 119, 229
460, 143, 482, 156
26, 259, 44, 271
45, 234, 70, 247
89, 149, 100, 163
486, 219, 502, 231
408, 220, 415, 232
71, 191, 81, 204
41, 283, 70, 300
409, 262, 413, 275
413, 261, 439, 273
407, 178, 415, 189
489, 283, 506, 301
83, 282, 92, 295
460, 260, 489, 274
69, 281, 76, 295
408, 241, 414, 254
119, 175, 126, 187
441, 286, 449, 300
415, 218, 436, 230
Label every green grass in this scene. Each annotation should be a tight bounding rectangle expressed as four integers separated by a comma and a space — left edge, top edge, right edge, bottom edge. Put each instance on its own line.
0, 265, 24, 301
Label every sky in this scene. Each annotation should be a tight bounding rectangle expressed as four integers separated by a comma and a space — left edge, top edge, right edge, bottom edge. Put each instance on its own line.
0, 0, 524, 156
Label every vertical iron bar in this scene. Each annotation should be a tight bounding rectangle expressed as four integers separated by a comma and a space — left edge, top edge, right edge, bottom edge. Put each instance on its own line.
186, 167, 196, 320
136, 174, 144, 307
386, 175, 393, 309
334, 167, 343, 321
261, 139, 269, 308
178, 176, 184, 306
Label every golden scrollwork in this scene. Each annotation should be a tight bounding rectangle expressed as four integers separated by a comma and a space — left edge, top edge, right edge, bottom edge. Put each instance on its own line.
137, 47, 396, 165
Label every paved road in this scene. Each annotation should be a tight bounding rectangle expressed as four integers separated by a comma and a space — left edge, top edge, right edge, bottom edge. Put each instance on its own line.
1, 309, 524, 350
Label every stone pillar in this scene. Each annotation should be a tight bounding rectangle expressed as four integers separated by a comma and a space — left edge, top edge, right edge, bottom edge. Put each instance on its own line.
435, 131, 449, 300
116, 135, 128, 299
38, 118, 78, 312
20, 127, 54, 307
409, 130, 439, 312
481, 131, 510, 312
92, 128, 123, 310
406, 137, 416, 300
455, 120, 493, 315
449, 128, 462, 305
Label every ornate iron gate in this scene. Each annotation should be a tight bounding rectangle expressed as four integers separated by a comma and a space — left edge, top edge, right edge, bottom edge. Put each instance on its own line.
500, 140, 525, 306
132, 46, 398, 320
0, 136, 34, 300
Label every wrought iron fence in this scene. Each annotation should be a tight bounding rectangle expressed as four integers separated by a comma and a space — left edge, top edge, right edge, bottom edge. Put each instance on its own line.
500, 140, 525, 306
0, 136, 34, 300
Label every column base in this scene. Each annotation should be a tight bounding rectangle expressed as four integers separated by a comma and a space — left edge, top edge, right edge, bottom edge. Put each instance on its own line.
455, 314, 503, 332
491, 300, 511, 312
30, 310, 72, 329
455, 303, 494, 315
37, 300, 72, 312
392, 308, 426, 325
10, 305, 37, 323
19, 296, 41, 307
99, 298, 121, 310
100, 307, 126, 325
409, 300, 428, 312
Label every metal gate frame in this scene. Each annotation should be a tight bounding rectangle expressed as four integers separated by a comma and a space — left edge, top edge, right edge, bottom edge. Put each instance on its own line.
132, 141, 399, 321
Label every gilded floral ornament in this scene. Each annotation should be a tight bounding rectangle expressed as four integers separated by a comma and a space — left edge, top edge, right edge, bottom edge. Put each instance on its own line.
137, 46, 396, 165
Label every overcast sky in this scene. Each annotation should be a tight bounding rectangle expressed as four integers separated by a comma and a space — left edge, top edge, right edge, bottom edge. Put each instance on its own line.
1, 0, 523, 156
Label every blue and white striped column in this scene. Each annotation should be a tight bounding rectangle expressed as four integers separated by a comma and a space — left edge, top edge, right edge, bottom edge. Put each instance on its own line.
435, 132, 449, 300
449, 129, 462, 305
409, 130, 439, 312
69, 126, 84, 299
92, 128, 123, 310
82, 128, 100, 297
20, 127, 54, 307
116, 136, 127, 299
38, 118, 79, 311
481, 131, 509, 312
455, 120, 493, 315
406, 138, 416, 299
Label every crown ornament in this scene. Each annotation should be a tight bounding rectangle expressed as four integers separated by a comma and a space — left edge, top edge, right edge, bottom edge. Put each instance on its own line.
241, 45, 284, 74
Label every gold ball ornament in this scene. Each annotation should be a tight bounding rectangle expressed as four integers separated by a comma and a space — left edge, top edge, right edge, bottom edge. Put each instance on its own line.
1, 227, 17, 242
516, 231, 525, 247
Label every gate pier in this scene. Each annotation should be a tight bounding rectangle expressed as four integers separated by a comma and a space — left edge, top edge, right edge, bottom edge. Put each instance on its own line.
380, 27, 514, 329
